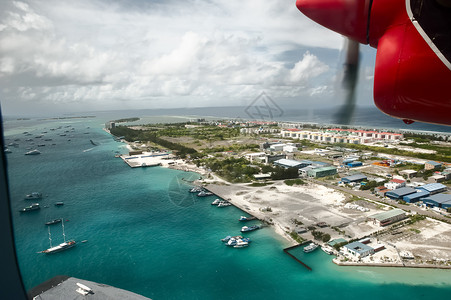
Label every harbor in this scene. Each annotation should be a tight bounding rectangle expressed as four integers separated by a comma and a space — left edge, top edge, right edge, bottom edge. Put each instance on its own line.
119, 152, 176, 168
283, 242, 314, 271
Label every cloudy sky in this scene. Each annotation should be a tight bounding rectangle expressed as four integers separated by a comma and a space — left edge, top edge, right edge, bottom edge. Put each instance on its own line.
0, 0, 377, 115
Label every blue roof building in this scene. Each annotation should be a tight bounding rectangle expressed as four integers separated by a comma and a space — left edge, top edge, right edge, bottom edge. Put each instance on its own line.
385, 187, 416, 200
347, 161, 363, 168
343, 241, 374, 258
273, 159, 305, 169
341, 173, 367, 183
416, 183, 447, 195
422, 194, 451, 208
403, 190, 430, 203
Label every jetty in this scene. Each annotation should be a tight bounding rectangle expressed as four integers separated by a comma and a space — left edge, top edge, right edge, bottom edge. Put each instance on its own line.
283, 242, 313, 271
119, 152, 174, 168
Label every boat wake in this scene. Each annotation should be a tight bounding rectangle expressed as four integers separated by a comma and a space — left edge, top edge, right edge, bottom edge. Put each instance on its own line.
83, 148, 94, 152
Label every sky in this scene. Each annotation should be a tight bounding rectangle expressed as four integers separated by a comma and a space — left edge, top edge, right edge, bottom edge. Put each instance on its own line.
0, 0, 378, 116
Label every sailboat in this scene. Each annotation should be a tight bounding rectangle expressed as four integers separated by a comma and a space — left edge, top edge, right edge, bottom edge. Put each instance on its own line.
40, 219, 76, 254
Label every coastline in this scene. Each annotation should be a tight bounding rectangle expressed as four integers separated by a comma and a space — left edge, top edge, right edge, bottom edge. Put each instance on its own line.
111, 132, 451, 271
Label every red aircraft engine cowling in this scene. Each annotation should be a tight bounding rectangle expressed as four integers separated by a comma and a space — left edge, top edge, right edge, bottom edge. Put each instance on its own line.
296, 0, 451, 125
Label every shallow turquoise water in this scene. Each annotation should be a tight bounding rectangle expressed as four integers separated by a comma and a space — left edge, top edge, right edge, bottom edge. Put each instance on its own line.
4, 117, 451, 299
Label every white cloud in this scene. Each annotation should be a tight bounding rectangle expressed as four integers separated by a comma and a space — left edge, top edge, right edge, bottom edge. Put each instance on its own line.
0, 0, 374, 115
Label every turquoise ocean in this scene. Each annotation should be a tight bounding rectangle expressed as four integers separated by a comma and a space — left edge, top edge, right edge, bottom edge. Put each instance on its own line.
3, 114, 451, 299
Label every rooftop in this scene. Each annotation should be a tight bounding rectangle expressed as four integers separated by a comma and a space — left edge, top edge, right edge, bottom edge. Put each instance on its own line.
386, 187, 416, 197
426, 161, 442, 166
273, 159, 304, 168
422, 194, 451, 204
390, 178, 406, 184
403, 190, 430, 200
417, 183, 447, 192
344, 241, 373, 254
342, 174, 367, 182
371, 208, 406, 222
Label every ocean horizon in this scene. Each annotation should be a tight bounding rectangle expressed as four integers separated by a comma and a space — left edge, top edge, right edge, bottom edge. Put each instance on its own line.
3, 112, 451, 299
4, 106, 451, 133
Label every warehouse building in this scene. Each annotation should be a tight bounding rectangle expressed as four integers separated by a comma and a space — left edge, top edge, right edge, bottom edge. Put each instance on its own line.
416, 183, 447, 195
403, 190, 430, 203
307, 166, 337, 178
343, 241, 374, 258
370, 208, 407, 226
425, 161, 442, 170
273, 159, 304, 169
385, 187, 416, 200
399, 169, 417, 178
422, 194, 451, 209
347, 161, 363, 168
341, 174, 367, 184
299, 166, 315, 177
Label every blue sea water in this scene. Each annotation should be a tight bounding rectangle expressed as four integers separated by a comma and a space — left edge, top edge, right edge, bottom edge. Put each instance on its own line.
3, 114, 451, 299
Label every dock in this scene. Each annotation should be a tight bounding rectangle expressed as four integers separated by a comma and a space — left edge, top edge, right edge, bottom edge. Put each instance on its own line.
283, 241, 313, 271
202, 185, 261, 222
119, 152, 173, 168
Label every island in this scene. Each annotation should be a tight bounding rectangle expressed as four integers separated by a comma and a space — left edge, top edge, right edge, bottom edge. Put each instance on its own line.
106, 119, 451, 269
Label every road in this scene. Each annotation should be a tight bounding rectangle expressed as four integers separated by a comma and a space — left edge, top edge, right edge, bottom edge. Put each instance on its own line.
306, 178, 451, 224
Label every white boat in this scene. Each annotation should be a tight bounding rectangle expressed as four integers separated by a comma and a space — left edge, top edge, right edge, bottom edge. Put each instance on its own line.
197, 190, 213, 197
217, 201, 231, 207
225, 237, 251, 247
239, 216, 257, 222
25, 149, 41, 155
24, 192, 42, 200
321, 245, 335, 255
19, 203, 40, 212
40, 219, 76, 254
211, 199, 221, 205
233, 240, 249, 248
241, 225, 260, 232
303, 243, 318, 253
189, 187, 202, 193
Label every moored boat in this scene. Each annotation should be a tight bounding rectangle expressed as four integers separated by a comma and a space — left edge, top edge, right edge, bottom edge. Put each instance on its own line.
321, 245, 335, 255
217, 201, 231, 207
189, 186, 203, 193
24, 192, 42, 200
233, 240, 249, 248
225, 237, 251, 247
20, 203, 40, 212
240, 225, 260, 232
211, 199, 221, 205
239, 216, 257, 222
45, 218, 62, 225
40, 219, 76, 254
25, 149, 41, 155
303, 243, 318, 253
54, 202, 64, 206
197, 190, 213, 197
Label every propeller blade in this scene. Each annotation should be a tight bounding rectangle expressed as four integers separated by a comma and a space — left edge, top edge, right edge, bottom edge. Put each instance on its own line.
335, 38, 360, 125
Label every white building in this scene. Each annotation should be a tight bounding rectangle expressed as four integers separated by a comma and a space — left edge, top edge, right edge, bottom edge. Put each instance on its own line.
280, 128, 403, 145
269, 143, 286, 152
244, 152, 267, 163
384, 179, 406, 190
